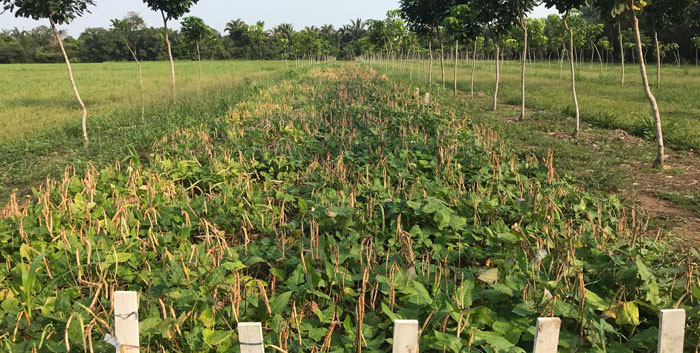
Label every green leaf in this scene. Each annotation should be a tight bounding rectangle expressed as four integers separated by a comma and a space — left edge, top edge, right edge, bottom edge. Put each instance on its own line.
616, 301, 640, 326
434, 331, 463, 352
202, 329, 232, 347
269, 291, 293, 315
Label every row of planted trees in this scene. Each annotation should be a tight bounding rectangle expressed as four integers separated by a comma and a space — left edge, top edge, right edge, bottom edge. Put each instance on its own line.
376, 0, 700, 169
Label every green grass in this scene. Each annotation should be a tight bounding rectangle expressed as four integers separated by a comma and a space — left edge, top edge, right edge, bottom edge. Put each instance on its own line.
0, 60, 300, 199
400, 58, 700, 150
0, 60, 289, 140
655, 191, 700, 215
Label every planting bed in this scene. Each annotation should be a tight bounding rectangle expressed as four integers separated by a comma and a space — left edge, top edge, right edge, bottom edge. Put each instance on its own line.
0, 65, 698, 352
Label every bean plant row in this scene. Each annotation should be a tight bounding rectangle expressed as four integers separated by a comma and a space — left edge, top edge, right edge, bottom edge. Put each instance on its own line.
0, 65, 698, 352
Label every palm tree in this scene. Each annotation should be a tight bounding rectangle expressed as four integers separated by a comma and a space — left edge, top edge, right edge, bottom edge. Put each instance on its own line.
321, 24, 335, 35
273, 23, 294, 40
225, 18, 248, 41
348, 18, 367, 40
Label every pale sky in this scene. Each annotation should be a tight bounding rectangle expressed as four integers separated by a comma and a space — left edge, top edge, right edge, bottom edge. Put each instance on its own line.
0, 1, 556, 37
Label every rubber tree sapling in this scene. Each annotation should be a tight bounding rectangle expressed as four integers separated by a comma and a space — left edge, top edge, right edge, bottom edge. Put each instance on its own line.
2, 0, 95, 146
475, 0, 521, 111
510, 0, 538, 122
692, 37, 700, 66
642, 0, 688, 87
400, 0, 457, 87
181, 16, 212, 94
543, 0, 588, 138
443, 3, 483, 96
142, 0, 200, 99
611, 0, 666, 168
111, 14, 146, 121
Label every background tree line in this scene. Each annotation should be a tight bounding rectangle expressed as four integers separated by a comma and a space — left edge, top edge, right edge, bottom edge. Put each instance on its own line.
0, 12, 373, 63
2, 4, 699, 65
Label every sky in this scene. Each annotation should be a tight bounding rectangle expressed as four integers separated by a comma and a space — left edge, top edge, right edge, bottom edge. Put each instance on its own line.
0, 0, 556, 37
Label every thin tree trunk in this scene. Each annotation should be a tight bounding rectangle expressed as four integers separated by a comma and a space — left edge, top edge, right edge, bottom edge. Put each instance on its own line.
593, 43, 603, 72
439, 29, 445, 89
409, 49, 414, 81
619, 21, 625, 85
631, 6, 664, 168
471, 39, 477, 98
654, 31, 661, 87
454, 39, 458, 95
493, 42, 500, 111
564, 13, 580, 138
429, 40, 433, 85
560, 47, 565, 78
519, 14, 528, 122
51, 18, 88, 147
161, 11, 175, 99
196, 41, 202, 95
123, 37, 145, 121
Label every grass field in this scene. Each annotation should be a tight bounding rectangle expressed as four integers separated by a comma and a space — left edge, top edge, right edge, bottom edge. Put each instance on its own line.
398, 58, 700, 150
0, 60, 288, 140
0, 60, 295, 199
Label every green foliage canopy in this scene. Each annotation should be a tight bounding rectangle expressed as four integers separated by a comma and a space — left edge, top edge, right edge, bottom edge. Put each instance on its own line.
1, 0, 94, 24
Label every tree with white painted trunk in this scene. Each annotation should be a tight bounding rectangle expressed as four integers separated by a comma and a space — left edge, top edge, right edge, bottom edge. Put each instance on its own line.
142, 0, 200, 100
443, 3, 483, 96
512, 0, 538, 122
475, 0, 520, 111
543, 1, 588, 138
609, 0, 666, 168
2, 0, 95, 147
399, 0, 456, 87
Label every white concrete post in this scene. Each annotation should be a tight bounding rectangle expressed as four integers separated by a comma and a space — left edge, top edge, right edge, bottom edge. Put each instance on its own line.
532, 317, 561, 353
658, 309, 685, 353
239, 322, 265, 353
114, 291, 139, 353
392, 319, 419, 353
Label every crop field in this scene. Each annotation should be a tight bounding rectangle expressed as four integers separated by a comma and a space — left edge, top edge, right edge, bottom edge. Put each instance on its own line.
1, 65, 699, 352
399, 58, 700, 151
0, 60, 287, 140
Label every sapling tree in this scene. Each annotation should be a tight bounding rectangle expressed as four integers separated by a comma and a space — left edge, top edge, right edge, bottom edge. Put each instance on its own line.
610, 0, 666, 167
2, 0, 95, 146
400, 0, 456, 86
642, 0, 688, 87
543, 0, 588, 138
511, 0, 538, 121
475, 0, 520, 111
692, 37, 700, 66
111, 14, 146, 120
443, 3, 482, 96
181, 16, 212, 93
142, 0, 200, 99
248, 21, 265, 60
